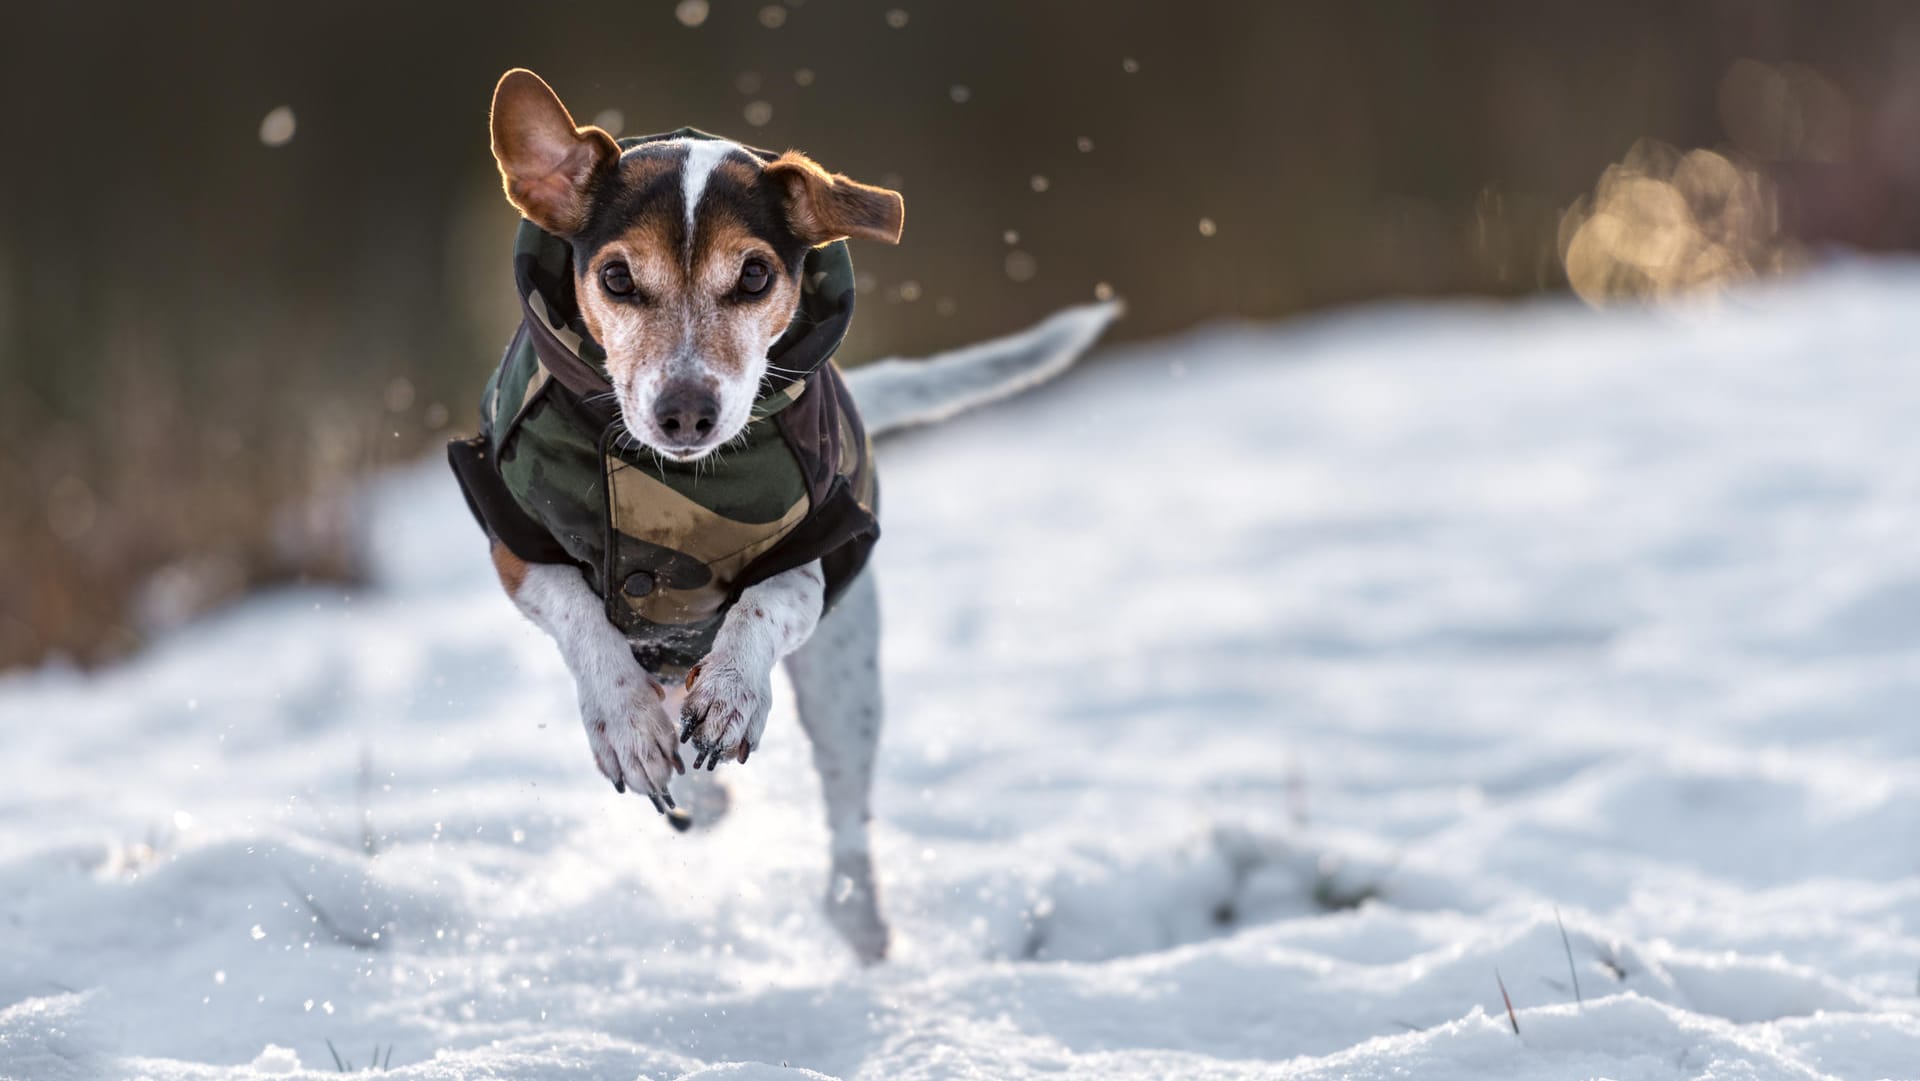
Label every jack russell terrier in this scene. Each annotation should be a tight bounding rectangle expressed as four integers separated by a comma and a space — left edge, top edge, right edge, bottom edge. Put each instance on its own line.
449, 69, 1117, 961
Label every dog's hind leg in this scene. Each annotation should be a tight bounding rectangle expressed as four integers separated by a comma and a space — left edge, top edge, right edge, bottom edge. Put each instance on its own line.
785, 569, 889, 963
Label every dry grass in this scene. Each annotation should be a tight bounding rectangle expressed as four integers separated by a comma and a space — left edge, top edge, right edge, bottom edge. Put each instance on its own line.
1496, 968, 1521, 1034
0, 357, 453, 670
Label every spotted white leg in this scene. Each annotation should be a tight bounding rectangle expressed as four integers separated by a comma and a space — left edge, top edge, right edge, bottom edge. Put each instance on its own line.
784, 569, 888, 962
493, 544, 685, 816
680, 560, 826, 768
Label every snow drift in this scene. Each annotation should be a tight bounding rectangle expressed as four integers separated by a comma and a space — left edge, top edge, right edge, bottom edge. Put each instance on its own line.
4, 263, 1920, 1079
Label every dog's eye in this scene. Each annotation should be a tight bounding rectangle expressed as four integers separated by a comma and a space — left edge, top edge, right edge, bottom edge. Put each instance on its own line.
738, 259, 772, 297
601, 261, 636, 298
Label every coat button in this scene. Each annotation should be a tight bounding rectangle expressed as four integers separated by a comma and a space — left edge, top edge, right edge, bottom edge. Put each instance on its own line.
622, 571, 655, 597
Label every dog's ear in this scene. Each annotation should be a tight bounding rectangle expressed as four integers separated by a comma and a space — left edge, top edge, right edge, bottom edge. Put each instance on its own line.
763, 152, 905, 246
489, 68, 618, 236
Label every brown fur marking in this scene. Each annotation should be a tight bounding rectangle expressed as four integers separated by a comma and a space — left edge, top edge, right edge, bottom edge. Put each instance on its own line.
575, 187, 802, 394
489, 69, 617, 236
764, 151, 905, 246
490, 541, 529, 595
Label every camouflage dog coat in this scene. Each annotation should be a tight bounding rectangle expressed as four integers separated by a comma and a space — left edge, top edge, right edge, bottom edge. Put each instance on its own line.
448, 130, 879, 676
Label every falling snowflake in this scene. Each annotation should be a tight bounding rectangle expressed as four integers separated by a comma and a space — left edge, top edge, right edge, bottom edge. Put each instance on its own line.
258, 107, 296, 148
675, 0, 709, 27
591, 109, 625, 136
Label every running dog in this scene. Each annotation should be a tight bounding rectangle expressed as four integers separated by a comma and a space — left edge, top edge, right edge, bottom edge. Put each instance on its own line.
450, 69, 1117, 961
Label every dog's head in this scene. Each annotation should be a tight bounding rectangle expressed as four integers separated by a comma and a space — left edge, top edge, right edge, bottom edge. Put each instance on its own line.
488, 68, 903, 461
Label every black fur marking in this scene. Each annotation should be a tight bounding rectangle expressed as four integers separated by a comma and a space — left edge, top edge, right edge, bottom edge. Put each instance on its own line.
573, 143, 690, 269
699, 162, 810, 275
569, 140, 811, 281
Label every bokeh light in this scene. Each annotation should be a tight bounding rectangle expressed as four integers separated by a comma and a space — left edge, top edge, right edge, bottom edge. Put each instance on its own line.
674, 0, 709, 28
258, 106, 296, 148
1561, 139, 1793, 305
591, 108, 624, 136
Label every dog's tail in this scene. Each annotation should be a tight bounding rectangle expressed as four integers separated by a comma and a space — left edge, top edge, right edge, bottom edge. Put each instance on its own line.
845, 300, 1122, 437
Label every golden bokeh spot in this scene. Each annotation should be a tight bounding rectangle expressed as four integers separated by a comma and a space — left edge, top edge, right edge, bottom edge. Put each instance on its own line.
1560, 138, 1797, 306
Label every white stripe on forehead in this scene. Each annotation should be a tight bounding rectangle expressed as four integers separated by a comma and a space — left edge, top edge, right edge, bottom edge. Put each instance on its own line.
678, 138, 749, 242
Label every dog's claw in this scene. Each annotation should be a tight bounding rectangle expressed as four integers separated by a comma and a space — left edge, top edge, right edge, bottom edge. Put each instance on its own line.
613, 778, 626, 794
665, 807, 693, 832
648, 793, 666, 814
738, 742, 750, 765
680, 703, 711, 745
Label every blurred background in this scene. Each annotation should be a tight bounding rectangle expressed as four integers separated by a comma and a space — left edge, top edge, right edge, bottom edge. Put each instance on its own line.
4, 0, 1916, 670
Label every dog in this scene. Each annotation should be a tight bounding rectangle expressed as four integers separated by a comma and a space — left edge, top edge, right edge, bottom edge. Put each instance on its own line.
450, 69, 1117, 961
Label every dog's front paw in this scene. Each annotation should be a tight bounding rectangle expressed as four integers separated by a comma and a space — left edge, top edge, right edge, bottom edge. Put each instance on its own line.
579, 671, 686, 815
679, 657, 773, 770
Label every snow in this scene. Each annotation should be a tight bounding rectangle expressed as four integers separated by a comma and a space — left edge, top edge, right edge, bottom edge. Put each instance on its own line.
4, 262, 1920, 1079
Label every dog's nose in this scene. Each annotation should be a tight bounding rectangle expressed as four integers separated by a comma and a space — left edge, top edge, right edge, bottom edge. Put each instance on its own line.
653, 385, 719, 444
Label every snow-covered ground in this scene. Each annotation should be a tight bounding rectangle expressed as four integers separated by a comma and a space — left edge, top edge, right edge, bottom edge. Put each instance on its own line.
5, 263, 1920, 1080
